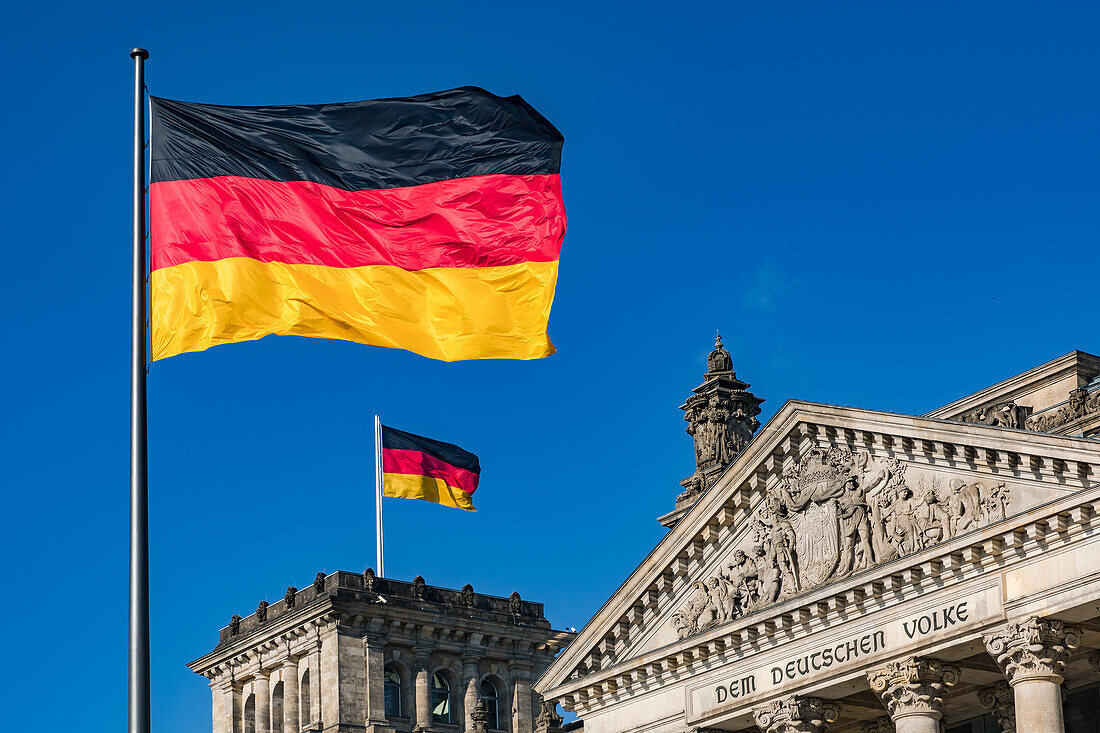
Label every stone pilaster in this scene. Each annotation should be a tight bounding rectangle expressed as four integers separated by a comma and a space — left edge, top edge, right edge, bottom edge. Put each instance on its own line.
319, 627, 341, 732
304, 646, 322, 731
462, 656, 480, 733
364, 634, 394, 732
752, 695, 840, 733
413, 648, 431, 732
866, 657, 959, 733
211, 679, 235, 733
978, 682, 1016, 733
984, 617, 1082, 733
281, 659, 299, 733
511, 661, 534, 733
255, 669, 272, 733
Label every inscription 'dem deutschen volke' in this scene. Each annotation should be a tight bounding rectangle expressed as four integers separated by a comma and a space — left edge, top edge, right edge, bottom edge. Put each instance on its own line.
712, 598, 971, 705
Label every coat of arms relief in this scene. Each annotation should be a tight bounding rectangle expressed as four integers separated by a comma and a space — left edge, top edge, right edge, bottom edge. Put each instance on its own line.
672, 446, 1012, 639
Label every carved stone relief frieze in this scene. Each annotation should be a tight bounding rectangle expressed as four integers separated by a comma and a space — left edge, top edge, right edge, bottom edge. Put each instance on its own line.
672, 447, 1014, 639
1026, 387, 1100, 432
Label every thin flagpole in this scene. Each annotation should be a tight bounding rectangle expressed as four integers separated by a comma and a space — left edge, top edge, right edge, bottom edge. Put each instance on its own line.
129, 47, 151, 733
375, 415, 385, 577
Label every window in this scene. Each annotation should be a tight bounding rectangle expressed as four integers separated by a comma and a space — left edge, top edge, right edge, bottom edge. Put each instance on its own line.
300, 670, 310, 726
431, 673, 452, 724
272, 682, 284, 733
243, 694, 256, 733
480, 679, 500, 730
384, 667, 403, 718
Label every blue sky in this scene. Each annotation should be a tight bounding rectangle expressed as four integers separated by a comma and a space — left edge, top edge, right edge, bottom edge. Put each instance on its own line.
2, 2, 1098, 731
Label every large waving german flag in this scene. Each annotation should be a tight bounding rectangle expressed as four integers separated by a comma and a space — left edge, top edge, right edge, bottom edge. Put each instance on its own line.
149, 88, 564, 362
381, 425, 480, 511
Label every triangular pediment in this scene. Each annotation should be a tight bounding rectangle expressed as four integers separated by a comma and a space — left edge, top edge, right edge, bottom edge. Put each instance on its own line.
535, 400, 1100, 699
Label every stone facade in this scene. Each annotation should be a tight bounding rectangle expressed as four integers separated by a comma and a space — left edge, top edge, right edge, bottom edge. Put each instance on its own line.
189, 572, 574, 733
535, 348, 1100, 733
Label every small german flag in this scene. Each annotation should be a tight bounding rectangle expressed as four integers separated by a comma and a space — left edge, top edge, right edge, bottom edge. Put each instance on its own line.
381, 425, 481, 511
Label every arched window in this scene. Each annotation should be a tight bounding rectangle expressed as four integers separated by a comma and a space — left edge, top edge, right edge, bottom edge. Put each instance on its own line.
480, 679, 500, 730
272, 682, 284, 733
300, 670, 311, 727
384, 667, 403, 718
431, 672, 451, 724
243, 693, 256, 733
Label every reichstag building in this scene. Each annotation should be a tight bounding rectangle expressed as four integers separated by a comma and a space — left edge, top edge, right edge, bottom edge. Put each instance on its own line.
191, 343, 1100, 733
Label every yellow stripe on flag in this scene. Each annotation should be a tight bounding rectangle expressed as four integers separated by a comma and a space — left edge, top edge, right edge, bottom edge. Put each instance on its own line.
383, 472, 475, 511
150, 257, 558, 362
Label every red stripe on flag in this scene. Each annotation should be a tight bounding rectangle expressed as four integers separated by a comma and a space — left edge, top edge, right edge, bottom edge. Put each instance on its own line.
151, 173, 564, 272
382, 448, 479, 495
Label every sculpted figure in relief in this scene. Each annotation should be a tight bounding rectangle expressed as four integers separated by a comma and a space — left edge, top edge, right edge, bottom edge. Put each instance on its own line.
672, 445, 1016, 640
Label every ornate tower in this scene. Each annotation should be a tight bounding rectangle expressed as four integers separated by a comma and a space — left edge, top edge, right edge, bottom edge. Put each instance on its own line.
661, 334, 763, 527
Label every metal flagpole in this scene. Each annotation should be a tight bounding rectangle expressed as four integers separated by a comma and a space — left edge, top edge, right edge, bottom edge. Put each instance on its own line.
374, 415, 385, 577
129, 47, 151, 733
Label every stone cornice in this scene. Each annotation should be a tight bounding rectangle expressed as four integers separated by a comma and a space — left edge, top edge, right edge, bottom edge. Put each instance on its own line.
538, 461, 1100, 712
925, 350, 1100, 420
536, 399, 1100, 697
191, 587, 573, 681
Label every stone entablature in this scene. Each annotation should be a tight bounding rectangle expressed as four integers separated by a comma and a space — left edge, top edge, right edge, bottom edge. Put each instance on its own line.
534, 400, 1100, 733
191, 572, 574, 733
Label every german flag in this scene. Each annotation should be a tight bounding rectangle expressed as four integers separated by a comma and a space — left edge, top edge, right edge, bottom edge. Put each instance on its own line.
149, 87, 564, 362
381, 425, 480, 511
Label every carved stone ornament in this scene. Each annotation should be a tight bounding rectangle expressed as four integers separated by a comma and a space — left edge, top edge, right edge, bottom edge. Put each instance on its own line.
413, 576, 427, 600
984, 617, 1082, 684
314, 572, 326, 593
284, 586, 297, 608
752, 695, 840, 733
958, 401, 1028, 429
471, 699, 489, 733
229, 614, 242, 636
866, 657, 960, 718
462, 583, 476, 607
364, 567, 376, 592
672, 445, 1014, 639
534, 700, 563, 733
1026, 387, 1100, 432
256, 600, 269, 623
861, 717, 892, 733
977, 681, 1016, 733
510, 591, 523, 616
681, 335, 763, 483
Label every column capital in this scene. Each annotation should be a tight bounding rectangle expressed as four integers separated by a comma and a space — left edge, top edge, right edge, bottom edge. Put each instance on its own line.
977, 681, 1016, 733
983, 617, 1082, 685
413, 646, 432, 669
866, 657, 959, 720
752, 695, 840, 733
861, 717, 891, 733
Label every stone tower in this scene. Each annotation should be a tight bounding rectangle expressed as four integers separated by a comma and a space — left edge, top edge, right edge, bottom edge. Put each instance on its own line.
661, 334, 763, 527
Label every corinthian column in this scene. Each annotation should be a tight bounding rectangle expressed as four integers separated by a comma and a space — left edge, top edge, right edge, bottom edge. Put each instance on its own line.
978, 681, 1016, 733
753, 695, 840, 733
984, 617, 1082, 733
866, 657, 960, 733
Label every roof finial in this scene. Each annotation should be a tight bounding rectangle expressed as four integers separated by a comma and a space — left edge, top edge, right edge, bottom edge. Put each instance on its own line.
715, 330, 722, 350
